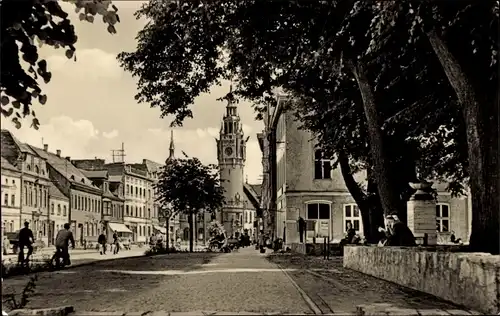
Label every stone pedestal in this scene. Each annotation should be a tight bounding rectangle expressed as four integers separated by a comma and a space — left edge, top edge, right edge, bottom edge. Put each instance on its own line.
407, 182, 437, 246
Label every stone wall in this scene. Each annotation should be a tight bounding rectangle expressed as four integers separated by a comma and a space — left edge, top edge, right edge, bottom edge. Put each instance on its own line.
343, 246, 500, 314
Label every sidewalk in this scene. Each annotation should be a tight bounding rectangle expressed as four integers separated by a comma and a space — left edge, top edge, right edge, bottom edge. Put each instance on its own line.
2, 247, 146, 267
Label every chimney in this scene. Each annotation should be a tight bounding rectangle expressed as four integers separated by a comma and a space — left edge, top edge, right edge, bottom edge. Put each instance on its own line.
56, 149, 61, 157
43, 144, 48, 152
65, 156, 71, 161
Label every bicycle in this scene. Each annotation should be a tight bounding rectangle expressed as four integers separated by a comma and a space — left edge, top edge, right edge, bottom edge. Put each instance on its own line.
50, 248, 71, 270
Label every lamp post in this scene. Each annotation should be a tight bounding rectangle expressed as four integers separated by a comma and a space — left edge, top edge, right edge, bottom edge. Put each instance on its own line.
161, 207, 173, 251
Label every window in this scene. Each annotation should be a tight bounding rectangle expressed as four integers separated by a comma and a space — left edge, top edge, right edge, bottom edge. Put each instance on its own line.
148, 208, 151, 218
57, 204, 61, 216
35, 165, 39, 174
34, 188, 38, 207
11, 194, 15, 206
135, 187, 138, 196
126, 185, 129, 194
126, 205, 129, 216
344, 204, 362, 233
43, 191, 47, 208
26, 165, 31, 171
4, 178, 7, 184
305, 202, 331, 239
51, 203, 54, 215
3, 194, 8, 206
314, 150, 332, 179
63, 205, 67, 216
307, 203, 330, 220
436, 203, 450, 232
24, 185, 28, 205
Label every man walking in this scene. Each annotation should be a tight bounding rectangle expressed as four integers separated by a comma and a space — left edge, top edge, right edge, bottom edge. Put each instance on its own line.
98, 232, 107, 255
55, 223, 75, 266
18, 221, 34, 266
112, 232, 119, 254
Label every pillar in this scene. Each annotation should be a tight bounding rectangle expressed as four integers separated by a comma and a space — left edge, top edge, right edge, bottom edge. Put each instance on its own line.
407, 182, 437, 246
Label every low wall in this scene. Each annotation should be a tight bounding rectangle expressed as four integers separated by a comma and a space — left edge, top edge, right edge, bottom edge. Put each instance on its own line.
343, 246, 500, 314
289, 243, 306, 254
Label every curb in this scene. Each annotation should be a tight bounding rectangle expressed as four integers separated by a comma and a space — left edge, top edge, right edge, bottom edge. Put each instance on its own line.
8, 306, 74, 316
2, 253, 147, 279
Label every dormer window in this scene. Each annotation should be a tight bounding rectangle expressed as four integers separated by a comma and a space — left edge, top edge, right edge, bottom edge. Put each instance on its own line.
26, 165, 31, 171
70, 175, 75, 180
81, 178, 85, 184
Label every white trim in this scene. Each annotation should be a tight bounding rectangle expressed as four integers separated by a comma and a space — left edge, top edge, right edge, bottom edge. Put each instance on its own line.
304, 200, 332, 205
343, 203, 363, 235
436, 203, 450, 233
285, 192, 352, 197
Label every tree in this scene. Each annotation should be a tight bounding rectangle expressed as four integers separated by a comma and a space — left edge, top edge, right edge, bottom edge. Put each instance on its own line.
120, 0, 498, 253
156, 157, 225, 252
0, 0, 120, 129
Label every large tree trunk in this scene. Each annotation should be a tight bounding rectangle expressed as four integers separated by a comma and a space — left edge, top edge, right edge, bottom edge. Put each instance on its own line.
347, 59, 403, 217
427, 30, 500, 255
338, 153, 384, 244
188, 212, 194, 252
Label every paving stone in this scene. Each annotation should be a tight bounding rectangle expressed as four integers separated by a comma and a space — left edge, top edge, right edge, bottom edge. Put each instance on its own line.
445, 310, 472, 315
147, 312, 170, 316
124, 313, 149, 316
385, 308, 419, 316
417, 310, 450, 315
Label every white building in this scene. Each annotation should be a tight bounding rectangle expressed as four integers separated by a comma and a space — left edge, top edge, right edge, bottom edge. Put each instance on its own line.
48, 182, 70, 244
1, 157, 22, 234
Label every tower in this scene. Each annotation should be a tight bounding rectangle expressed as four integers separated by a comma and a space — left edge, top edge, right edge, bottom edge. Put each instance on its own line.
166, 130, 175, 163
216, 90, 247, 236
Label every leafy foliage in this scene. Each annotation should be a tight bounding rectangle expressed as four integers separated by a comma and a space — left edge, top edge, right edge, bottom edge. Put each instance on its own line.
0, 0, 120, 129
155, 157, 224, 216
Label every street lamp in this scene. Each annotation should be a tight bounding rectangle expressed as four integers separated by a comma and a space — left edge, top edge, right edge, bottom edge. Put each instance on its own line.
160, 207, 173, 250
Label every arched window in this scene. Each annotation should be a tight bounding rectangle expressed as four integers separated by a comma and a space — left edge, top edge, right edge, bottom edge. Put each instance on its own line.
57, 204, 61, 216
183, 228, 189, 241
63, 205, 67, 216
26, 165, 31, 171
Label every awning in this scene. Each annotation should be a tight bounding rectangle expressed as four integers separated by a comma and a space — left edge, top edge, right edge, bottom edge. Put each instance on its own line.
153, 225, 167, 234
108, 222, 133, 234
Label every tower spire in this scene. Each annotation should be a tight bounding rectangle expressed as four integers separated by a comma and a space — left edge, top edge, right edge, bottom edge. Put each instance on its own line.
166, 130, 175, 163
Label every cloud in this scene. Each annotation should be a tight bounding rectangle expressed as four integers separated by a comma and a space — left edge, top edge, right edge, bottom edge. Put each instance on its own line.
3, 115, 101, 158
45, 48, 122, 80
103, 129, 119, 139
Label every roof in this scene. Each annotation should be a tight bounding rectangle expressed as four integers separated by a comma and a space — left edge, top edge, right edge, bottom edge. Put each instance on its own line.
108, 175, 122, 182
249, 184, 262, 198
82, 170, 108, 179
48, 182, 69, 200
29, 145, 100, 191
0, 156, 19, 173
243, 183, 260, 211
142, 159, 163, 173
1, 129, 36, 155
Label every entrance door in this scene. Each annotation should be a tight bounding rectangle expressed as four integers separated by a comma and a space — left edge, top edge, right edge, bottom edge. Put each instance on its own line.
48, 221, 55, 246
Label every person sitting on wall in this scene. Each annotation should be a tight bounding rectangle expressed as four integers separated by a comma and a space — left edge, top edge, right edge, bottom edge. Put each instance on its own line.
379, 214, 416, 247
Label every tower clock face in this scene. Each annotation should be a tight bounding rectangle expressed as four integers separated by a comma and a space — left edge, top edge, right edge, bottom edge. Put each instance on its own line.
225, 147, 233, 156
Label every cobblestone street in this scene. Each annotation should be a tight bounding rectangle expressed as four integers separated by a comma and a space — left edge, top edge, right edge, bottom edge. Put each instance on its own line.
2, 249, 468, 315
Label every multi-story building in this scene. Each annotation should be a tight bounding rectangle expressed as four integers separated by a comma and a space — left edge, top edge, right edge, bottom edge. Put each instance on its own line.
78, 169, 129, 241
215, 99, 259, 238
259, 95, 472, 244
104, 162, 153, 243
1, 130, 51, 246
48, 182, 69, 244
1, 157, 22, 234
30, 145, 102, 244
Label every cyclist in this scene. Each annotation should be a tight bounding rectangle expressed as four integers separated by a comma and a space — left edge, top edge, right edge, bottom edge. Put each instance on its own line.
18, 221, 34, 266
55, 223, 75, 266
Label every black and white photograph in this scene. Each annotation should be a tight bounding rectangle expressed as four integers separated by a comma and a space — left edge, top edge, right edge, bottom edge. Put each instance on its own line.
0, 0, 498, 315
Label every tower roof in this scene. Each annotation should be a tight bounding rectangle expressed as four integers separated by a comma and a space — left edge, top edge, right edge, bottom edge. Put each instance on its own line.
166, 130, 175, 163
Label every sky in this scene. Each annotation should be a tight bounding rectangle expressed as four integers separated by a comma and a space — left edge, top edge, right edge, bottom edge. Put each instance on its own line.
2, 1, 264, 184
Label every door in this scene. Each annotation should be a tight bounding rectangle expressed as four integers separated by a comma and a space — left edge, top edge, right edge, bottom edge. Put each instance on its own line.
48, 221, 55, 246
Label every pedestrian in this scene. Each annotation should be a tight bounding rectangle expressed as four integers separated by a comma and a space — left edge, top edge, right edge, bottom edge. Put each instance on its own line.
98, 232, 107, 255
18, 221, 34, 266
55, 223, 75, 266
112, 232, 119, 254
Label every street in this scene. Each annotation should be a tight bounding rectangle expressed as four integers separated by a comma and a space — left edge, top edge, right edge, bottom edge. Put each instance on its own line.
2, 248, 463, 314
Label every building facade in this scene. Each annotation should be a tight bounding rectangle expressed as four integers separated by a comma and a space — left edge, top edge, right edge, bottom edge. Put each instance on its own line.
259, 96, 472, 245
48, 182, 70, 244
215, 99, 259, 238
1, 157, 22, 234
1, 130, 51, 246
30, 145, 102, 245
